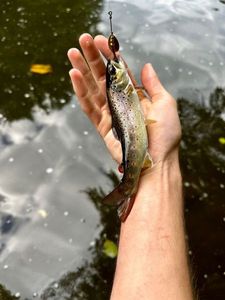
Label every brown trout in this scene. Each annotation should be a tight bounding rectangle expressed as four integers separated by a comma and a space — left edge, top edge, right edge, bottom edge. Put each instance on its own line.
104, 56, 153, 221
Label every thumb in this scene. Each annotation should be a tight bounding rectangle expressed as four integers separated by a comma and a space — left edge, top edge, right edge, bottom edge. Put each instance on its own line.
141, 63, 168, 101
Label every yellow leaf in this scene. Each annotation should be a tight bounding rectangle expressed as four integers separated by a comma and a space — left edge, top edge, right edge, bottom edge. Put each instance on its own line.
219, 137, 225, 145
103, 239, 118, 258
30, 64, 52, 74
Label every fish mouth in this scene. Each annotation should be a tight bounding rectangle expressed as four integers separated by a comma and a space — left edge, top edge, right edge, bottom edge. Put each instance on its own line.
107, 58, 128, 87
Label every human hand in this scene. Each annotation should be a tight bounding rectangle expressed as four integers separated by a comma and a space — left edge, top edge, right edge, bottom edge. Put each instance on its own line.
68, 34, 181, 170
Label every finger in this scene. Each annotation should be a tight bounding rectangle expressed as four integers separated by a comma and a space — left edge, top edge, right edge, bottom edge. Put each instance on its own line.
94, 35, 115, 59
141, 63, 169, 101
69, 68, 101, 126
94, 35, 138, 85
68, 48, 99, 94
79, 34, 107, 89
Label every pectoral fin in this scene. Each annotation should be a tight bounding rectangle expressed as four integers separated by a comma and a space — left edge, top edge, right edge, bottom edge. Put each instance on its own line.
142, 152, 153, 169
135, 86, 145, 101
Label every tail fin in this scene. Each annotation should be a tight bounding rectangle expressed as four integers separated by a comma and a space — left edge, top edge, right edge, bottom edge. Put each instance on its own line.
103, 183, 127, 206
103, 184, 136, 222
117, 195, 135, 222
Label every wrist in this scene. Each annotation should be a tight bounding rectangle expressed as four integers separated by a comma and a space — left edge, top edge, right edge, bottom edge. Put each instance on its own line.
126, 149, 182, 222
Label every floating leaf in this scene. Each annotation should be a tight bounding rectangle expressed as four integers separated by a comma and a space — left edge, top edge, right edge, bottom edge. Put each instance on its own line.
30, 64, 52, 74
218, 137, 225, 145
103, 239, 118, 258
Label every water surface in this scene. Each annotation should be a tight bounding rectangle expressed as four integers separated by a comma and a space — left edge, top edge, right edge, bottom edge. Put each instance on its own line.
0, 0, 225, 299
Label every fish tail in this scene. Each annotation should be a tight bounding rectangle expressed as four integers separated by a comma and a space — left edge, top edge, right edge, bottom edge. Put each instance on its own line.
103, 183, 127, 206
103, 184, 136, 222
117, 195, 135, 222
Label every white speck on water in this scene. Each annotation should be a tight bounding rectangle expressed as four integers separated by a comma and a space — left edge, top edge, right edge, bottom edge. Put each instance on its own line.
80, 218, 86, 223
44, 222, 48, 227
64, 211, 69, 216
60, 98, 66, 104
54, 282, 59, 289
33, 292, 38, 297
15, 292, 20, 298
66, 8, 71, 12
89, 240, 95, 247
8, 157, 14, 162
71, 103, 76, 108
144, 23, 150, 28
24, 51, 29, 55
6, 219, 11, 224
164, 66, 169, 71
209, 61, 213, 66
38, 148, 43, 153
184, 182, 190, 187
203, 274, 208, 279
202, 192, 208, 198
58, 257, 62, 262
178, 68, 183, 73
83, 131, 88, 135
53, 32, 58, 37
37, 209, 48, 218
204, 33, 209, 37
220, 183, 224, 189
1, 36, 6, 42
28, 258, 32, 263
78, 145, 83, 149
0, 114, 3, 118
188, 71, 193, 76
24, 93, 30, 98
220, 61, 224, 66
3, 264, 8, 270
69, 238, 73, 243
46, 168, 53, 174
17, 7, 24, 12
26, 207, 32, 213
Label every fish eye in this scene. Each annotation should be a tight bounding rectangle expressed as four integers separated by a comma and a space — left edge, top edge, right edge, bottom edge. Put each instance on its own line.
108, 65, 116, 75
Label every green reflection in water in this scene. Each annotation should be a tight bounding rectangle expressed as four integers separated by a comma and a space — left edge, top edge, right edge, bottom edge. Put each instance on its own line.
41, 170, 120, 300
0, 284, 18, 300
0, 0, 102, 121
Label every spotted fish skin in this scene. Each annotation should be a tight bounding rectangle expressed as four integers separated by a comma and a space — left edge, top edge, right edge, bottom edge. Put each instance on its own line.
104, 57, 152, 221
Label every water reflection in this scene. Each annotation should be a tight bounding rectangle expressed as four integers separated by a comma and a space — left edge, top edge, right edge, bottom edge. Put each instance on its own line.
0, 0, 225, 299
0, 0, 102, 121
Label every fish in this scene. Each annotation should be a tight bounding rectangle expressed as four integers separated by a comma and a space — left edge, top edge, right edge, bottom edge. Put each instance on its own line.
104, 56, 153, 221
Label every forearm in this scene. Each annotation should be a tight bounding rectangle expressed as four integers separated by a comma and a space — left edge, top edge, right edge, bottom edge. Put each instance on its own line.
111, 152, 193, 300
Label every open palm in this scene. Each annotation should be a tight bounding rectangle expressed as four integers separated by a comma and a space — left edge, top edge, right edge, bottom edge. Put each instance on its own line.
68, 34, 181, 165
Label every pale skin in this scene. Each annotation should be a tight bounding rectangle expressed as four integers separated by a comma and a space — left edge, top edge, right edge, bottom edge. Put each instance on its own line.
68, 34, 193, 299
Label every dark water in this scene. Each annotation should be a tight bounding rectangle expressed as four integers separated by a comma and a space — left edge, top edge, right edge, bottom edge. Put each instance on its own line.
0, 0, 225, 299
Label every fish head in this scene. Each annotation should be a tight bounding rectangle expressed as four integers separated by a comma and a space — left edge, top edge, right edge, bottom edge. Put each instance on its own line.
106, 57, 129, 90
